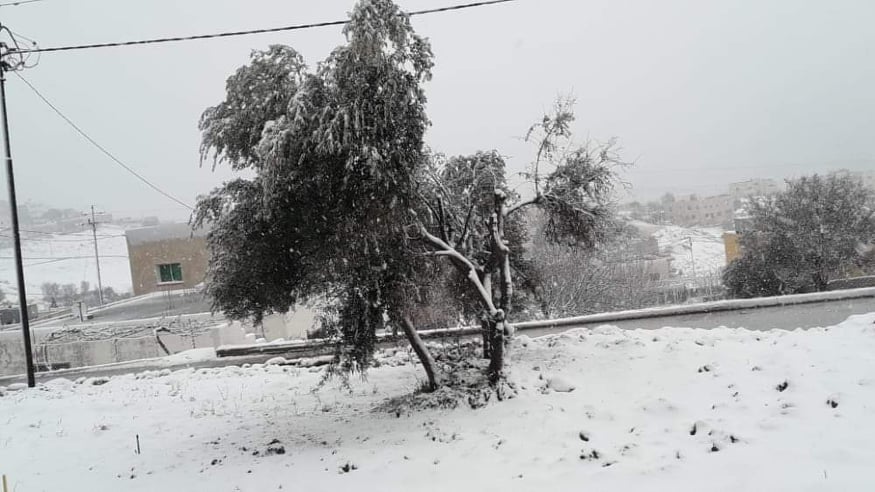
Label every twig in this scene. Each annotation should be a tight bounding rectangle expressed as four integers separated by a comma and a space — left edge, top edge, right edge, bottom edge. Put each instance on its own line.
455, 201, 476, 250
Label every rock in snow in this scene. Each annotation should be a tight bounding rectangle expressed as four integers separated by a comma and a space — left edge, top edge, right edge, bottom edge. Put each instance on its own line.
265, 357, 288, 366
547, 375, 576, 393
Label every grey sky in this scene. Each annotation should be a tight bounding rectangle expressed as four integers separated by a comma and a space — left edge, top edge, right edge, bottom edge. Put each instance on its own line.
2, 0, 874, 221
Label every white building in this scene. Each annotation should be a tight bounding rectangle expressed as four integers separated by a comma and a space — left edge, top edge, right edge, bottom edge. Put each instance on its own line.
669, 194, 734, 227
728, 178, 781, 202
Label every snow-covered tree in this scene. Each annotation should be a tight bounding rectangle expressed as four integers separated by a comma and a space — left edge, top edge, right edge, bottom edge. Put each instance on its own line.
410, 100, 624, 383
195, 0, 624, 392
724, 173, 875, 297
195, 0, 435, 385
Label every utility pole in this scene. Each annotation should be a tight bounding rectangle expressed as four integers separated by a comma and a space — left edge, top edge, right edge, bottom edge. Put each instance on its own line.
0, 40, 35, 387
87, 205, 104, 305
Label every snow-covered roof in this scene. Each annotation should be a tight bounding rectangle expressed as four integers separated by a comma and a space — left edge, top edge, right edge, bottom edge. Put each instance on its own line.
125, 223, 208, 246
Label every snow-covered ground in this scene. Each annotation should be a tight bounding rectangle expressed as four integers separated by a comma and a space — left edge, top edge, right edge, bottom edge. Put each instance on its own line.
653, 225, 727, 278
0, 224, 132, 302
2, 314, 874, 491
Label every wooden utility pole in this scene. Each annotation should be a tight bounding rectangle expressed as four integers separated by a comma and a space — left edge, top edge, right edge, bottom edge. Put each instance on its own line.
87, 205, 105, 305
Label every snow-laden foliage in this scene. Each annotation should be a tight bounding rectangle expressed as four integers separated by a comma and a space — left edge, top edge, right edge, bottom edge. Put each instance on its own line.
195, 0, 625, 390
724, 173, 875, 297
411, 99, 625, 383
194, 0, 433, 375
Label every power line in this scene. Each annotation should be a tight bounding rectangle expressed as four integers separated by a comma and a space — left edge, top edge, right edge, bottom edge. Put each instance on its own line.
11, 72, 196, 210
0, 255, 128, 259
0, 227, 126, 237
0, 233, 122, 241
0, 0, 46, 7
13, 0, 516, 54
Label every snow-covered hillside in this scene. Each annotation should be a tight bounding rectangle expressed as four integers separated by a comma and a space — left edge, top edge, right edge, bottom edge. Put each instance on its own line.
2, 314, 874, 491
653, 225, 727, 278
0, 224, 132, 302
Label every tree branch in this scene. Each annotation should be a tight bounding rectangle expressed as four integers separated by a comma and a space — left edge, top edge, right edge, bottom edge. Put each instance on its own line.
437, 196, 450, 243
418, 225, 498, 314
417, 190, 441, 223
455, 201, 476, 250
505, 195, 541, 218
401, 315, 439, 391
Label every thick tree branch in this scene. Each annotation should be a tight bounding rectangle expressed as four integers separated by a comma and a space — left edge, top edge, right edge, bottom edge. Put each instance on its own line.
418, 225, 499, 315
505, 195, 541, 217
401, 316, 439, 391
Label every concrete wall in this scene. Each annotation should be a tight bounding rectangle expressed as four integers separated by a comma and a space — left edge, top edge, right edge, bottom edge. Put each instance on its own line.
127, 236, 209, 296
261, 307, 317, 341
0, 322, 249, 377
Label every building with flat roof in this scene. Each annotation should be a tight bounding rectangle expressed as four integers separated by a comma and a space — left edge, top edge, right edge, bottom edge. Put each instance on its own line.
729, 178, 781, 202
126, 223, 209, 296
669, 194, 734, 227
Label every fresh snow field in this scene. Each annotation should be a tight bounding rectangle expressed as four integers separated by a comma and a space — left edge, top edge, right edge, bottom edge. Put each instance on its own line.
0, 225, 133, 302
2, 314, 874, 491
654, 225, 727, 279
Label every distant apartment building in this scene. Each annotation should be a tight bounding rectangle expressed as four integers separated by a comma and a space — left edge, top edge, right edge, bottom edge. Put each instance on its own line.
126, 223, 209, 296
728, 178, 781, 202
669, 194, 733, 227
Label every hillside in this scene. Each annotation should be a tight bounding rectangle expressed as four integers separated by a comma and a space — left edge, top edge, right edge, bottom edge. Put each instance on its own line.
0, 224, 132, 304
653, 225, 727, 279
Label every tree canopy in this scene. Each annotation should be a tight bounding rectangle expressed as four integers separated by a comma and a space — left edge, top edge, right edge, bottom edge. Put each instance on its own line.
195, 0, 625, 391
724, 173, 875, 297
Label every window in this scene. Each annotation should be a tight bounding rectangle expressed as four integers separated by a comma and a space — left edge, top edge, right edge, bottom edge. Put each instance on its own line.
157, 263, 183, 283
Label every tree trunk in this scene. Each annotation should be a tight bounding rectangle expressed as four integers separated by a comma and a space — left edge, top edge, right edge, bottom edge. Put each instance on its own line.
401, 316, 439, 392
813, 272, 829, 292
487, 316, 505, 383
488, 189, 512, 383
481, 272, 494, 359
481, 317, 493, 359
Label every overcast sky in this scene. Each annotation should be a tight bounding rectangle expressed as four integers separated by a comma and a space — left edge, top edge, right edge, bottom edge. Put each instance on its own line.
2, 0, 874, 221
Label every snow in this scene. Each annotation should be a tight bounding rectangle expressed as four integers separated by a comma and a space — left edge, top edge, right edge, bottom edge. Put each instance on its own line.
545, 375, 576, 393
125, 223, 207, 246
0, 224, 133, 302
653, 225, 727, 278
2, 314, 875, 491
160, 348, 217, 366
